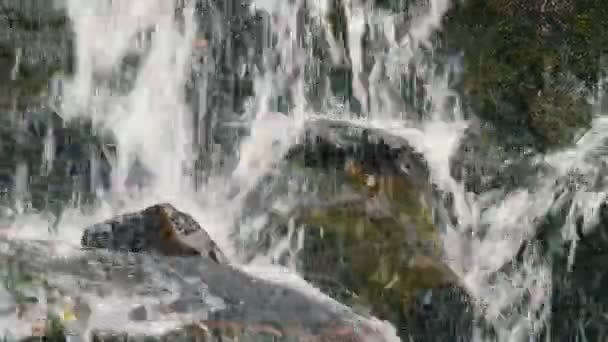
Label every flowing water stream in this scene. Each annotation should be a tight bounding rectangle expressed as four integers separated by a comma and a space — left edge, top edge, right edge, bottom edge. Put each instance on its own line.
2, 0, 608, 340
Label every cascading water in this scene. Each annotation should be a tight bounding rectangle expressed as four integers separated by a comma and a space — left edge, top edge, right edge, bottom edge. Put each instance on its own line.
3, 0, 608, 340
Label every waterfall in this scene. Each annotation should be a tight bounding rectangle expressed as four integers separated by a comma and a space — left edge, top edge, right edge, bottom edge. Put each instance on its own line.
2, 0, 608, 341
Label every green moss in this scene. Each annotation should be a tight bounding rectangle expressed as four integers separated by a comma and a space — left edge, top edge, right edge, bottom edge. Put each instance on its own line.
442, 0, 605, 150
293, 169, 452, 321
528, 81, 589, 146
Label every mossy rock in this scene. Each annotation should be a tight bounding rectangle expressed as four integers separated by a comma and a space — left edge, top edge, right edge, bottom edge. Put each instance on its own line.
296, 166, 455, 321
440, 0, 607, 150
265, 138, 455, 326
246, 123, 457, 325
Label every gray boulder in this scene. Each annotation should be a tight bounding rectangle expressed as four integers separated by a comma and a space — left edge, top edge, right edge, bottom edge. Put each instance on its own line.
0, 203, 388, 341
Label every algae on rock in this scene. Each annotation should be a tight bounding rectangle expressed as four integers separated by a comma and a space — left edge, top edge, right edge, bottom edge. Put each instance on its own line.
258, 126, 458, 327
297, 164, 455, 322
441, 0, 608, 150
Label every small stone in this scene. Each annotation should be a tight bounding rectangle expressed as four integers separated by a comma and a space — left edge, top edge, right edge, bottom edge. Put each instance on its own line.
81, 203, 227, 263
128, 305, 147, 321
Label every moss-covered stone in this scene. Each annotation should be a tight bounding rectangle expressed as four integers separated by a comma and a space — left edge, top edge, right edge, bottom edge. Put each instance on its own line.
296, 165, 454, 322
265, 129, 458, 327
441, 0, 608, 150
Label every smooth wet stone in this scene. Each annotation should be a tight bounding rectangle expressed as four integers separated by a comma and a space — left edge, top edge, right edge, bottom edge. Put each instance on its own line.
0, 239, 387, 342
81, 203, 227, 263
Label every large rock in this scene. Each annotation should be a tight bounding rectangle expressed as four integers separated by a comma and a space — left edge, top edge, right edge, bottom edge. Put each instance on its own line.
0, 246, 387, 341
0, 109, 116, 231
237, 119, 466, 339
0, 204, 388, 341
81, 203, 227, 263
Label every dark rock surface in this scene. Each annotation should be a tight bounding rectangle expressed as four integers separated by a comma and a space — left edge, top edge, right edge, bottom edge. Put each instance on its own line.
547, 206, 608, 341
81, 203, 227, 263
0, 0, 72, 111
449, 123, 546, 194
0, 110, 113, 221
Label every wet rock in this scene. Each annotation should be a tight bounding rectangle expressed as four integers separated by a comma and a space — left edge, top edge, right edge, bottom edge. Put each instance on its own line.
0, 109, 115, 218
240, 119, 466, 339
127, 305, 147, 322
293, 161, 457, 324
0, 0, 72, 111
449, 123, 546, 194
403, 285, 474, 340
545, 201, 608, 340
0, 238, 387, 342
88, 321, 386, 342
81, 203, 227, 263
